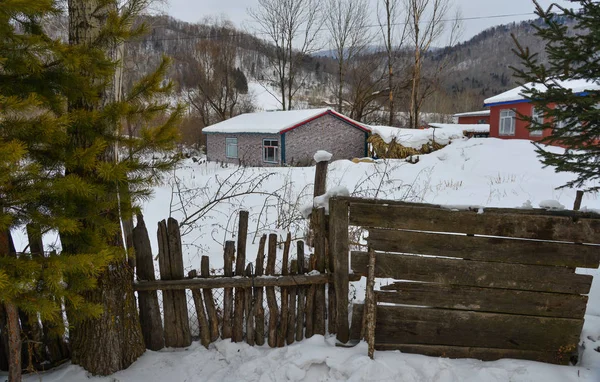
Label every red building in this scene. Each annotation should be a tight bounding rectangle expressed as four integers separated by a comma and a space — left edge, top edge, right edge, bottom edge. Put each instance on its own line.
453, 110, 490, 125
483, 79, 600, 141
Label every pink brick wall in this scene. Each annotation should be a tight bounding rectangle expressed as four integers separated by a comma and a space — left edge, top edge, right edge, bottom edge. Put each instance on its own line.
205, 113, 367, 167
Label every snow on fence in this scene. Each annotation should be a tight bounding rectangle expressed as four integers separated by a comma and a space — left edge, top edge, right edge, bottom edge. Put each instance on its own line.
329, 196, 600, 365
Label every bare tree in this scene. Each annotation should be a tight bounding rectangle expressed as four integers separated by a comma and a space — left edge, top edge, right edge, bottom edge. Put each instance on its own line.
248, 0, 322, 110
325, 0, 373, 112
405, 0, 461, 129
344, 55, 387, 123
377, 0, 408, 126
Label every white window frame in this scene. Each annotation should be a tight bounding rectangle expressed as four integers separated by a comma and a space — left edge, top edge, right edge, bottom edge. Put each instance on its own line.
225, 137, 238, 158
262, 139, 279, 163
530, 107, 544, 137
499, 109, 516, 136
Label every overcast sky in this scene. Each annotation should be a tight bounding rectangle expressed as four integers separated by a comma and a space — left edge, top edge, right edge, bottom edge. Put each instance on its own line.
165, 0, 574, 44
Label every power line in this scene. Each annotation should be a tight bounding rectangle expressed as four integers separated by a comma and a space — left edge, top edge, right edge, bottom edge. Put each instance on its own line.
133, 11, 538, 44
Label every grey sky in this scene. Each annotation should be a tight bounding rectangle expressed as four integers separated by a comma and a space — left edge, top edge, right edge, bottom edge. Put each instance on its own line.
165, 0, 574, 44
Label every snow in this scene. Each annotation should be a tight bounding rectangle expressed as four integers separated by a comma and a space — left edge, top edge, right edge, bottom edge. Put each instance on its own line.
248, 82, 282, 112
8, 138, 600, 381
539, 199, 566, 210
453, 110, 491, 117
202, 108, 331, 134
313, 150, 333, 163
370, 125, 466, 148
429, 123, 490, 134
483, 79, 600, 106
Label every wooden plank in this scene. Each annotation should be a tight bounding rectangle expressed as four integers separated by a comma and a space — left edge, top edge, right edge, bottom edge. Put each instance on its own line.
201, 256, 219, 342
330, 197, 350, 343
305, 254, 316, 338
374, 344, 571, 365
233, 211, 249, 343
222, 241, 235, 339
134, 273, 332, 291
287, 259, 297, 345
133, 214, 164, 351
295, 241, 306, 342
278, 233, 291, 347
188, 270, 211, 348
158, 219, 191, 348
371, 305, 583, 352
245, 263, 255, 346
377, 283, 588, 318
313, 208, 326, 336
368, 229, 600, 268
266, 234, 279, 347
351, 252, 593, 294
254, 235, 266, 346
349, 203, 600, 243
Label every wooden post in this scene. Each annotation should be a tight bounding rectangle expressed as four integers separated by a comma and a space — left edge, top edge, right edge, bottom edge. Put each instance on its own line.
305, 254, 316, 338
313, 208, 326, 336
245, 263, 255, 346
330, 198, 350, 343
157, 218, 191, 348
133, 214, 164, 350
233, 211, 249, 343
222, 241, 235, 339
265, 234, 279, 347
295, 241, 306, 342
365, 249, 377, 359
314, 160, 329, 198
188, 270, 211, 348
573, 190, 584, 211
201, 256, 220, 342
327, 233, 337, 335
254, 235, 266, 345
277, 233, 291, 347
287, 258, 298, 345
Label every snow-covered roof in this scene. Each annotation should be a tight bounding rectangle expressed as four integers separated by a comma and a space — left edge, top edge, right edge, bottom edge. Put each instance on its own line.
202, 108, 368, 134
429, 123, 490, 133
484, 79, 600, 106
453, 110, 490, 118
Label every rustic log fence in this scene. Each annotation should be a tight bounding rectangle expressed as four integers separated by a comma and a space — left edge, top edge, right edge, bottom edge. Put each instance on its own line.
132, 209, 335, 349
329, 196, 600, 364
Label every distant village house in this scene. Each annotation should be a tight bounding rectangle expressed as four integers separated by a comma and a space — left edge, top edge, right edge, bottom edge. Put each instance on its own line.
453, 110, 490, 125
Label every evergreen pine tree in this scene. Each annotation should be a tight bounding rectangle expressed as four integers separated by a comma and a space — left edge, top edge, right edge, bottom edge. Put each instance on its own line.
512, 0, 600, 190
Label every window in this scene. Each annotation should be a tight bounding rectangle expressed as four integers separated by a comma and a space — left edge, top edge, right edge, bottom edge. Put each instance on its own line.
263, 139, 279, 163
530, 107, 544, 136
226, 138, 238, 158
499, 109, 516, 136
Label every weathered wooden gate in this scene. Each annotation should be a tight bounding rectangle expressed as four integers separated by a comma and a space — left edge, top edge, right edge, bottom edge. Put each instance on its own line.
329, 197, 600, 364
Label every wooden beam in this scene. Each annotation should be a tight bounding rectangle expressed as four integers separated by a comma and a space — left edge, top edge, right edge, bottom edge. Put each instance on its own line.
330, 197, 350, 343
351, 251, 592, 294
367, 229, 600, 268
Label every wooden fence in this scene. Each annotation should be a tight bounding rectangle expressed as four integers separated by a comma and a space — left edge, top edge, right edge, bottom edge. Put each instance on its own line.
132, 208, 338, 349
329, 196, 600, 364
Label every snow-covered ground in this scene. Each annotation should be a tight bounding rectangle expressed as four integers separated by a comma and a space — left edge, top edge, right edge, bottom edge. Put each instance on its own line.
10, 137, 600, 381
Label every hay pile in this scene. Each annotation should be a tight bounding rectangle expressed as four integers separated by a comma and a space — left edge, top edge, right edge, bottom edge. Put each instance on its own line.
368, 134, 447, 159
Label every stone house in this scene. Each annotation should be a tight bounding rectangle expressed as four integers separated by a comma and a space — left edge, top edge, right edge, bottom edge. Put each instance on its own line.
202, 108, 370, 166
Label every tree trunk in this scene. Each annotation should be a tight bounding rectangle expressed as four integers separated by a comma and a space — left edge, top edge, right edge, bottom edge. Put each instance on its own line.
5, 303, 21, 382
70, 259, 145, 375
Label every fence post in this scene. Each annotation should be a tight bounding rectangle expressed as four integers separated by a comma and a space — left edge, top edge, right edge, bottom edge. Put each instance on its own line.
254, 235, 266, 345
157, 218, 191, 348
201, 256, 220, 342
573, 190, 584, 211
188, 270, 210, 348
222, 241, 235, 339
278, 233, 292, 347
330, 197, 350, 343
313, 207, 327, 336
295, 241, 306, 342
233, 211, 248, 342
265, 234, 279, 347
133, 214, 165, 351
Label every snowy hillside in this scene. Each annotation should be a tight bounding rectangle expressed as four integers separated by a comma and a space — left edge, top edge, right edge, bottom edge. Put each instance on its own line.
15, 138, 600, 382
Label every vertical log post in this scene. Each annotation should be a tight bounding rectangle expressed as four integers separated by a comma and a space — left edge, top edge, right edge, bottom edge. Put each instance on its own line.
233, 211, 248, 342
365, 249, 377, 359
286, 257, 298, 345
222, 241, 235, 339
201, 256, 220, 342
254, 235, 266, 345
188, 270, 210, 348
573, 190, 584, 211
157, 218, 191, 348
330, 198, 350, 343
295, 241, 306, 342
133, 215, 164, 350
265, 234, 279, 347
245, 263, 255, 346
313, 208, 326, 336
277, 233, 291, 347
305, 254, 316, 338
